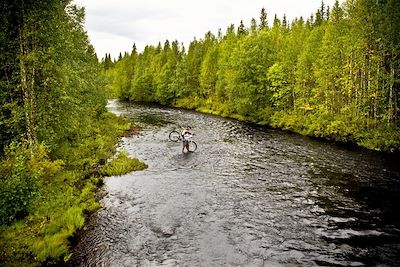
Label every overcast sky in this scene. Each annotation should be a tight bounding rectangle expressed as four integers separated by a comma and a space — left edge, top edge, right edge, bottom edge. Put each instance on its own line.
73, 0, 343, 59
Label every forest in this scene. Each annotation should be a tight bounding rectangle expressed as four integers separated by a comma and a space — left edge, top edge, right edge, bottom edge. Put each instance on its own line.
1, 0, 399, 265
0, 0, 141, 265
106, 0, 400, 151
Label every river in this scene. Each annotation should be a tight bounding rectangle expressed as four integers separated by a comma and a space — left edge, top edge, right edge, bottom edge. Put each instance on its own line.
70, 100, 400, 267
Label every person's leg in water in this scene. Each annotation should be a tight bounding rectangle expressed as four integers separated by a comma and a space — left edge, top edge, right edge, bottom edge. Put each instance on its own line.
182, 140, 186, 153
185, 141, 190, 152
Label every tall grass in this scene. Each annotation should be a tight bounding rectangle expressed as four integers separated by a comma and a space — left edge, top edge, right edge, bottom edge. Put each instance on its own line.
0, 113, 147, 266
101, 151, 148, 176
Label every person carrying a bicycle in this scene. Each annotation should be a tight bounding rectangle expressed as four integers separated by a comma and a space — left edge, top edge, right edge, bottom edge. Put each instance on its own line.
181, 126, 192, 153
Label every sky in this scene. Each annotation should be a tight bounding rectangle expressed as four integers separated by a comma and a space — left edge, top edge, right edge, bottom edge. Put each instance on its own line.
73, 0, 343, 59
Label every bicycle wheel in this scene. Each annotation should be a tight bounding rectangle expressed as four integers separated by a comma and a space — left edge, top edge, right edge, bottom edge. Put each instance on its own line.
188, 141, 197, 152
169, 131, 181, 142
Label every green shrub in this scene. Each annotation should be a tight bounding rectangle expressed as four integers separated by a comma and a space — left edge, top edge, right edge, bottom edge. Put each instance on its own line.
0, 113, 140, 266
173, 96, 202, 110
0, 144, 38, 225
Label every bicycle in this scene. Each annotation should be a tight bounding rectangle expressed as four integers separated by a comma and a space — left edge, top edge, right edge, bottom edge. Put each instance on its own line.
169, 130, 197, 152
169, 130, 182, 142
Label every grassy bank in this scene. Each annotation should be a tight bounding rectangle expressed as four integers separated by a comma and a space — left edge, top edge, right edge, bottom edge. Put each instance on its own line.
0, 113, 146, 266
102, 151, 148, 176
173, 97, 400, 152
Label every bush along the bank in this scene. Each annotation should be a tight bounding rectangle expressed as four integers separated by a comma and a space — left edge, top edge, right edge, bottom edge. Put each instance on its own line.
0, 113, 133, 266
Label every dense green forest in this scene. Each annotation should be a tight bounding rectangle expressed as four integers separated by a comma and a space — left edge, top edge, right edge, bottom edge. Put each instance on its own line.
0, 0, 141, 265
106, 0, 400, 151
1, 0, 399, 265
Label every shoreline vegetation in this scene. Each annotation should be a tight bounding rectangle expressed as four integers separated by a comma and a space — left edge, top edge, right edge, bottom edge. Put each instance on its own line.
0, 1, 146, 266
106, 0, 400, 153
0, 113, 147, 266
172, 97, 398, 153
101, 151, 148, 177
0, 0, 399, 266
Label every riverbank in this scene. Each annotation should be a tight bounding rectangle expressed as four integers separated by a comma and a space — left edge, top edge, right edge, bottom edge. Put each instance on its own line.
66, 101, 400, 266
171, 97, 400, 153
105, 0, 399, 154
0, 112, 146, 266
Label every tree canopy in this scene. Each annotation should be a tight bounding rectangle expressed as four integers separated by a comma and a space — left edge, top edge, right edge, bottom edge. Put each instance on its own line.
1, 0, 130, 264
106, 0, 400, 151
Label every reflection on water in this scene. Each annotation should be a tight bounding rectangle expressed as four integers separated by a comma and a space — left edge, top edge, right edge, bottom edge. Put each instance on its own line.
71, 100, 400, 266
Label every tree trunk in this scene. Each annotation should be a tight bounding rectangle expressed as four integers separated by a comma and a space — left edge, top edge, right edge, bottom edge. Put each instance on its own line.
19, 23, 36, 151
388, 60, 394, 125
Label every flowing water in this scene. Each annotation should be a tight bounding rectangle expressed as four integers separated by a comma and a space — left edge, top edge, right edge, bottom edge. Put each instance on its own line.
70, 100, 400, 267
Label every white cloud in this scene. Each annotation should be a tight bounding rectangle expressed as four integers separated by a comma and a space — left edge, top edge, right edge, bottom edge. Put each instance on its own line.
73, 0, 344, 59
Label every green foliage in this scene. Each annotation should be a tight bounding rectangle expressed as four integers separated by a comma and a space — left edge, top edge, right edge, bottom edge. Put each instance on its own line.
360, 125, 400, 152
174, 97, 203, 110
0, 145, 36, 225
109, 0, 400, 152
0, 175, 102, 265
0, 143, 63, 226
55, 112, 131, 172
0, 0, 146, 265
101, 151, 148, 176
0, 113, 131, 265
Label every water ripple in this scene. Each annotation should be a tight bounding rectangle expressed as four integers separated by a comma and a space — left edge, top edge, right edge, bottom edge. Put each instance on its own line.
70, 101, 400, 266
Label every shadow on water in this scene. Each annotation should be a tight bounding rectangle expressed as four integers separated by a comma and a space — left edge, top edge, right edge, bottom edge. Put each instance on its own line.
305, 147, 400, 265
131, 113, 171, 127
71, 101, 400, 267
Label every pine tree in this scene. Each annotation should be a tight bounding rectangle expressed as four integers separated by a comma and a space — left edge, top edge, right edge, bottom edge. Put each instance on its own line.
273, 14, 281, 29
250, 18, 257, 33
200, 33, 219, 98
132, 43, 137, 54
259, 8, 268, 30
237, 20, 247, 36
282, 14, 288, 29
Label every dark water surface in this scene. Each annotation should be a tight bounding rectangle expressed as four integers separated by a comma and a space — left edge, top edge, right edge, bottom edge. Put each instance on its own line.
71, 100, 400, 267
